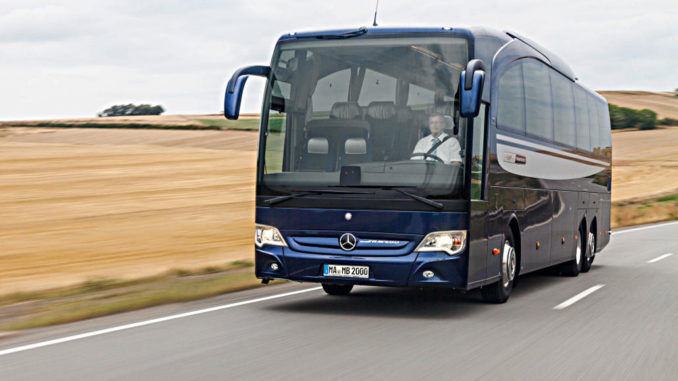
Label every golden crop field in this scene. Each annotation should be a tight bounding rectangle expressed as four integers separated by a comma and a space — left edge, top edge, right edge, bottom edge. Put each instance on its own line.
0, 127, 258, 293
1, 118, 677, 294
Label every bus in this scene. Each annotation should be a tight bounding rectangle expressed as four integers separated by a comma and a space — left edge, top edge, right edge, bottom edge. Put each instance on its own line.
224, 26, 611, 303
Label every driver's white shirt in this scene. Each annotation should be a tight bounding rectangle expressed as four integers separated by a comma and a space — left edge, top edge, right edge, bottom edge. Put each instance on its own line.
411, 132, 462, 163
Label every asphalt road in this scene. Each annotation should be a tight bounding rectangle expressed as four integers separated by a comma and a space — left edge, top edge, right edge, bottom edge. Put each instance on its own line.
1, 221, 677, 380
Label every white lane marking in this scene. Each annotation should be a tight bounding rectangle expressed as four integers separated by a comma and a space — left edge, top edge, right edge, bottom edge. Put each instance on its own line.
0, 286, 322, 357
613, 221, 678, 235
553, 284, 605, 310
647, 253, 674, 264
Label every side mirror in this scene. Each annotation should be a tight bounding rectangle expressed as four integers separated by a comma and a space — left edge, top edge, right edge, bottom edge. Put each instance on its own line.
459, 59, 486, 118
224, 65, 271, 120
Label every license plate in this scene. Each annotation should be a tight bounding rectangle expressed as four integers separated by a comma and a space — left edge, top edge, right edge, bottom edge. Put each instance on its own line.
323, 264, 369, 279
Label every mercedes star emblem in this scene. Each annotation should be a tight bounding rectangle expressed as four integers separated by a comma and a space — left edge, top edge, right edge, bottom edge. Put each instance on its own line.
339, 233, 357, 251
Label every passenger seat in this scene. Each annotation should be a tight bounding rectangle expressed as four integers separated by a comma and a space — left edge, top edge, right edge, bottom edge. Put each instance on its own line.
365, 101, 397, 161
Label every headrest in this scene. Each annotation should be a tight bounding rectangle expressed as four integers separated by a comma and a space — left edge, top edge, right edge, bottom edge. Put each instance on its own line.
307, 137, 329, 154
344, 138, 367, 155
366, 101, 396, 120
330, 102, 362, 120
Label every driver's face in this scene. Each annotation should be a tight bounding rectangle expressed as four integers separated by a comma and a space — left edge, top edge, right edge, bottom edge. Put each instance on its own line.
429, 116, 445, 136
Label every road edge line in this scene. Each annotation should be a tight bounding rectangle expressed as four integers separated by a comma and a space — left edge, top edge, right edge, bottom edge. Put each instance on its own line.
0, 286, 322, 357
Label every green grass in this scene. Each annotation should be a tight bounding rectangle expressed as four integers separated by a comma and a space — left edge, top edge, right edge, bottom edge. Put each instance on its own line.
194, 118, 260, 131
0, 260, 277, 332
657, 194, 678, 203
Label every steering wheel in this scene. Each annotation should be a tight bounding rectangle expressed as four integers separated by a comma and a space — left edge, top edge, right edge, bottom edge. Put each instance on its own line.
408, 152, 445, 163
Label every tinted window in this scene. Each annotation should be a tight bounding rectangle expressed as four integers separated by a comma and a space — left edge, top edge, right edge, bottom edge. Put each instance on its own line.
497, 64, 525, 133
358, 69, 397, 106
470, 104, 486, 200
587, 95, 600, 152
550, 71, 576, 147
522, 60, 553, 140
312, 69, 350, 114
597, 101, 612, 157
407, 84, 434, 108
573, 86, 590, 151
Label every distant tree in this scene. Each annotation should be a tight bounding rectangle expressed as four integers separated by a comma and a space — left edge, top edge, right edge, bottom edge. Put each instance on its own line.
98, 104, 164, 117
608, 104, 658, 130
675, 88, 678, 97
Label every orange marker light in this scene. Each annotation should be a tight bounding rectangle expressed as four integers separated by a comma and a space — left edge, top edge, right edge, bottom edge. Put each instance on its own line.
536, 241, 541, 249
492, 248, 500, 255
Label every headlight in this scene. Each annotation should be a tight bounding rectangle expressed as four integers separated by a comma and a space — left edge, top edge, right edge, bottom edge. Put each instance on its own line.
415, 230, 467, 255
255, 224, 288, 248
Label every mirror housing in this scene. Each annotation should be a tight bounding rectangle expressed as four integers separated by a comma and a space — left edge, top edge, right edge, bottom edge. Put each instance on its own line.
459, 59, 486, 118
224, 65, 271, 120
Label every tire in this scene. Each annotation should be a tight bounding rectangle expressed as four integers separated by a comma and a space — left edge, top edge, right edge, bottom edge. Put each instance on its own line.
581, 231, 595, 273
560, 225, 585, 276
322, 283, 353, 296
481, 230, 517, 304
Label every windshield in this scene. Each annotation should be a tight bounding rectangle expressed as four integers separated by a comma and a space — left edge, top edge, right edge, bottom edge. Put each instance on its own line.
259, 35, 471, 202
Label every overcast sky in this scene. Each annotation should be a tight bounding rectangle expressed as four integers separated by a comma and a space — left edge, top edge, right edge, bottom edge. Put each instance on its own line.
1, 0, 676, 120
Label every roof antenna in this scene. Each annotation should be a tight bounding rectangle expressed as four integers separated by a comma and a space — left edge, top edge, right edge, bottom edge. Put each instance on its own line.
372, 0, 379, 27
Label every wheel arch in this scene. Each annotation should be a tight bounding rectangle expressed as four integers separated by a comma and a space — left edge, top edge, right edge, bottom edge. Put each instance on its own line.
507, 214, 522, 275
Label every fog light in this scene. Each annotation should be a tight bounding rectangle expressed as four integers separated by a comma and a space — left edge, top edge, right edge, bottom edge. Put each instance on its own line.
423, 270, 434, 279
270, 263, 279, 271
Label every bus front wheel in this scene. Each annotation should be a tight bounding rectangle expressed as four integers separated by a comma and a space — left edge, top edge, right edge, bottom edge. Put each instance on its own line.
481, 231, 517, 303
322, 283, 353, 296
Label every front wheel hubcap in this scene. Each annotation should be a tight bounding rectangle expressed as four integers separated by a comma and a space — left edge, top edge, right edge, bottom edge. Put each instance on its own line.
502, 240, 516, 288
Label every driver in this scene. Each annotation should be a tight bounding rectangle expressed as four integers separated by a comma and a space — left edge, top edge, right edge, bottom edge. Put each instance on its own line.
411, 113, 462, 165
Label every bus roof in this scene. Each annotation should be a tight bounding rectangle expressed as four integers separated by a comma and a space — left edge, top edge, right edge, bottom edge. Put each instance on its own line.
277, 26, 582, 91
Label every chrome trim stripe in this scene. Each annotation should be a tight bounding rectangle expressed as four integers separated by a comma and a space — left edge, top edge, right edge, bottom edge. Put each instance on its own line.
497, 134, 610, 166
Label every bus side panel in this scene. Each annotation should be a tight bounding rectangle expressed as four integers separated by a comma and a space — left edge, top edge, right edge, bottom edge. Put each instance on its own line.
598, 193, 611, 249
550, 190, 578, 265
522, 189, 552, 271
486, 187, 525, 280
467, 201, 489, 286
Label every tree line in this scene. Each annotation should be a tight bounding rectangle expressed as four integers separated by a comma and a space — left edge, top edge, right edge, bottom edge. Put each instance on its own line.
609, 104, 678, 130
98, 104, 164, 117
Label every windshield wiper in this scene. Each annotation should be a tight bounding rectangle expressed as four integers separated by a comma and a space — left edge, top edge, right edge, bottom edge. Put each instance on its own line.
297, 27, 367, 40
330, 185, 444, 210
264, 189, 374, 206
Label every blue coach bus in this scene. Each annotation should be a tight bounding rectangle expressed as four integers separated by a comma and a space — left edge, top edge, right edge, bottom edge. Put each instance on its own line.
224, 26, 612, 303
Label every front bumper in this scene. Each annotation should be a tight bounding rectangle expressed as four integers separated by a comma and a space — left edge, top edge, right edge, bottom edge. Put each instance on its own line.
255, 246, 467, 289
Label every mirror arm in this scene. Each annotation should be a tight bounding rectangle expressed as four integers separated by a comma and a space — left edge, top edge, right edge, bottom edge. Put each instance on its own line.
227, 66, 271, 94
464, 60, 486, 91
224, 65, 271, 120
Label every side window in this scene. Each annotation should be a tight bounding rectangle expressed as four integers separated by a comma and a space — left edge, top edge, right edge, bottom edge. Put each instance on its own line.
312, 69, 350, 117
573, 86, 590, 151
587, 95, 600, 152
358, 69, 397, 106
550, 71, 576, 147
522, 60, 553, 141
407, 84, 435, 109
597, 102, 612, 157
265, 78, 290, 174
497, 64, 525, 133
470, 104, 487, 200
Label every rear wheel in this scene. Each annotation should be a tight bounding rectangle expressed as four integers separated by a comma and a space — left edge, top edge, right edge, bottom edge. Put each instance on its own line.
481, 231, 517, 304
560, 225, 585, 276
581, 231, 595, 273
322, 283, 353, 296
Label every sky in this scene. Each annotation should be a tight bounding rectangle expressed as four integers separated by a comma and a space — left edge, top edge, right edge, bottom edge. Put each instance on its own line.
0, 0, 676, 120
